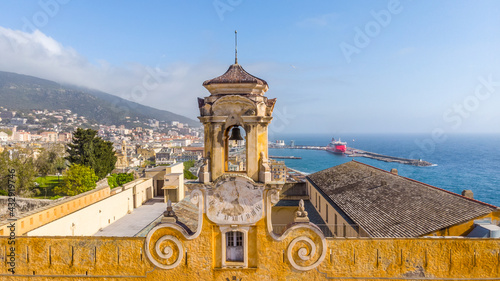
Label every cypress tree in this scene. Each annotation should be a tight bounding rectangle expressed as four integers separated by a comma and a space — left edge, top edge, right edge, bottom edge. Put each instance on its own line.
66, 128, 116, 179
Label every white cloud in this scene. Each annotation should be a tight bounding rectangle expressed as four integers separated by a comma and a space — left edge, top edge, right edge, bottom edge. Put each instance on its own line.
296, 13, 337, 28
0, 27, 231, 120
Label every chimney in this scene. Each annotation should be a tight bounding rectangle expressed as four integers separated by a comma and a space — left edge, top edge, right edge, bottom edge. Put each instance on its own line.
390, 168, 398, 175
461, 190, 474, 199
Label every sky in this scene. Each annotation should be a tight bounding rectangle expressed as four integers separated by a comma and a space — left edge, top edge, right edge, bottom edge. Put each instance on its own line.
0, 0, 499, 136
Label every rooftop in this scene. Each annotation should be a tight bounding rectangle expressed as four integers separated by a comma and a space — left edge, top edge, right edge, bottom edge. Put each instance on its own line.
307, 160, 497, 238
202, 64, 268, 86
94, 198, 167, 237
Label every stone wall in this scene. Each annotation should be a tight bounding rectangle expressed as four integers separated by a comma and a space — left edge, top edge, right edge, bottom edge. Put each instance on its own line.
280, 181, 307, 199
0, 196, 55, 221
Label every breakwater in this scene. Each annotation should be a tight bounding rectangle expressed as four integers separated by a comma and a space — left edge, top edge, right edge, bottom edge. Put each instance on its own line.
270, 156, 302, 159
269, 145, 433, 167
268, 145, 325, 150
345, 148, 433, 166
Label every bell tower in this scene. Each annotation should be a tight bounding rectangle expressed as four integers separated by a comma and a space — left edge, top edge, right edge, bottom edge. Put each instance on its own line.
197, 58, 276, 183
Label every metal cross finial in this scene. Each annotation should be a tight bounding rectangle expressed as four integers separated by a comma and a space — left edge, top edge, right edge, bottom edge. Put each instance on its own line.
235, 30, 238, 64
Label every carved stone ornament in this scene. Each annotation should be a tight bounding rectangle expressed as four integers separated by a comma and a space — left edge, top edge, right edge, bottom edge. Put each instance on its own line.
144, 189, 204, 270
265, 189, 326, 271
161, 200, 177, 223
294, 199, 309, 223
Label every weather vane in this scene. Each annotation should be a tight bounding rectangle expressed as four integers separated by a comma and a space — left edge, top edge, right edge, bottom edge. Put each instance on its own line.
235, 30, 238, 64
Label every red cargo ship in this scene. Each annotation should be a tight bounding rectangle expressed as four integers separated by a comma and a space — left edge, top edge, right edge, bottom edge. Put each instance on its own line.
326, 138, 347, 154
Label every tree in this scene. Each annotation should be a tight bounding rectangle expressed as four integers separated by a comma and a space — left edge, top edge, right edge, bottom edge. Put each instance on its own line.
107, 172, 134, 189
34, 145, 67, 198
183, 160, 198, 180
54, 164, 98, 196
35, 148, 60, 177
183, 160, 195, 170
0, 150, 11, 194
0, 148, 38, 197
184, 169, 198, 180
66, 128, 116, 179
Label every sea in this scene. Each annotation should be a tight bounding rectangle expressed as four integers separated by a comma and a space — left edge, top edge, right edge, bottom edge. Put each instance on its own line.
268, 133, 500, 207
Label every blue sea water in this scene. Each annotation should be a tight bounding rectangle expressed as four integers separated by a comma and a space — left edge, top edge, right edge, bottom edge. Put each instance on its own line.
269, 133, 500, 207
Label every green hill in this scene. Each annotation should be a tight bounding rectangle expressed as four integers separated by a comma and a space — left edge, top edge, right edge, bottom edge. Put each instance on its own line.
0, 71, 199, 127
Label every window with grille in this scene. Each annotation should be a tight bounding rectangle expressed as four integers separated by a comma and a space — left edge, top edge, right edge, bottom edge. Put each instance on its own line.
226, 231, 244, 262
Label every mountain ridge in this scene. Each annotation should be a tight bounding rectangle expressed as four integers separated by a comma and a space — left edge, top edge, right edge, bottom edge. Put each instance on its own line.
0, 71, 199, 127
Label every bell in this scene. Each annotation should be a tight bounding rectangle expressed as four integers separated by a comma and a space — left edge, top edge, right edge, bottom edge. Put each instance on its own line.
228, 127, 243, 141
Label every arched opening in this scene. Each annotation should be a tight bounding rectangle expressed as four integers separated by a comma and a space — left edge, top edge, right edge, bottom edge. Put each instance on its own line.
225, 125, 246, 172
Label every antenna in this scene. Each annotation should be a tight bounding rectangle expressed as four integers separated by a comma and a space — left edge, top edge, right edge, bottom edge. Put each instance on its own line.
235, 30, 238, 64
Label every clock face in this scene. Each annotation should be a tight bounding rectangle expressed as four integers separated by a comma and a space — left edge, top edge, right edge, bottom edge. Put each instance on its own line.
207, 176, 263, 224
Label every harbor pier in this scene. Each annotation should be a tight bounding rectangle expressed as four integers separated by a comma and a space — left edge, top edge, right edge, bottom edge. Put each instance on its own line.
345, 148, 433, 167
269, 144, 433, 167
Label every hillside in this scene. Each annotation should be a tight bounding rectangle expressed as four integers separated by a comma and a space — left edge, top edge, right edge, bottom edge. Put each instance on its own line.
0, 71, 199, 127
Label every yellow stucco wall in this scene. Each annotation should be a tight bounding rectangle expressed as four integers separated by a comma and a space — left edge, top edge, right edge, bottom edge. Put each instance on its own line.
1, 217, 499, 280
271, 206, 296, 225
426, 209, 500, 237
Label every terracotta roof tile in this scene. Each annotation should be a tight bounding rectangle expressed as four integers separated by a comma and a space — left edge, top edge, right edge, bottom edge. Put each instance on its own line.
203, 64, 267, 86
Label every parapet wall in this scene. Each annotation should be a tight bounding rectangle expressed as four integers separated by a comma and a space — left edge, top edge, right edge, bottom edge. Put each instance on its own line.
0, 178, 154, 237
26, 178, 154, 236
0, 197, 54, 221
0, 235, 498, 280
0, 182, 110, 236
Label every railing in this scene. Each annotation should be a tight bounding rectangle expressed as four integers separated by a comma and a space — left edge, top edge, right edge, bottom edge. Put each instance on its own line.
272, 224, 363, 238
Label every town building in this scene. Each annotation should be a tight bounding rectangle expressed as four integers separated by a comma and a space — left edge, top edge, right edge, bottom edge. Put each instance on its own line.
270, 159, 287, 182
0, 131, 8, 141
13, 130, 31, 142
40, 131, 58, 142
115, 140, 129, 170
144, 163, 184, 201
155, 147, 176, 165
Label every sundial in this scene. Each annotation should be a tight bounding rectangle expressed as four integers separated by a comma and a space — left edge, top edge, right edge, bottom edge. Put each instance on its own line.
206, 175, 263, 224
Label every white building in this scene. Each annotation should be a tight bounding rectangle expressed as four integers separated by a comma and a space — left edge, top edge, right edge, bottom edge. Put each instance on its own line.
0, 131, 8, 141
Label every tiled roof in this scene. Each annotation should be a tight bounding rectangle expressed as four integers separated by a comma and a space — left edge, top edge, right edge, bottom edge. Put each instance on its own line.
172, 196, 199, 234
203, 64, 267, 86
307, 161, 497, 238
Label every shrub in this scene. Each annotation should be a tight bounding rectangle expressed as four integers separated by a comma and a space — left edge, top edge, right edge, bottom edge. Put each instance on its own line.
107, 172, 134, 189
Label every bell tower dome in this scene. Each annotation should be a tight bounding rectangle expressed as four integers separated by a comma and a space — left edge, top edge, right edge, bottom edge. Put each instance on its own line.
198, 62, 276, 183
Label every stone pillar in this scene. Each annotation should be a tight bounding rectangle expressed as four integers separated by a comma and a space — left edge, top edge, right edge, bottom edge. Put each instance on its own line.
259, 151, 271, 183
245, 123, 259, 181
462, 190, 474, 199
198, 155, 211, 184
211, 123, 225, 181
